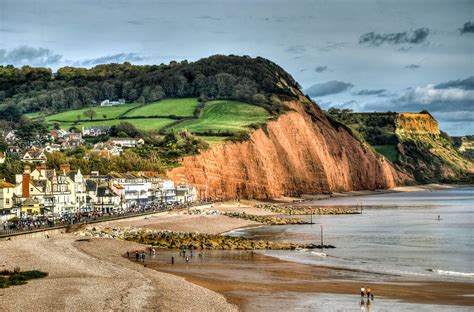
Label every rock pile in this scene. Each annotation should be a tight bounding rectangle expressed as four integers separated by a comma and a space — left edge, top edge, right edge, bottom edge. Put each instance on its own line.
75, 226, 334, 250
221, 212, 309, 225
257, 204, 360, 215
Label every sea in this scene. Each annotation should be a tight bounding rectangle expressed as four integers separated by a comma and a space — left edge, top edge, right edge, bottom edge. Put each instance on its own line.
227, 186, 474, 282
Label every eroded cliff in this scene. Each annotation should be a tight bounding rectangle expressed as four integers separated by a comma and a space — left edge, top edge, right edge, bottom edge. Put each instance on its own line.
168, 97, 409, 199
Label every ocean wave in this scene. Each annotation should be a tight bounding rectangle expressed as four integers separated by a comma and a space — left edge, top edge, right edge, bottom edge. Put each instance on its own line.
429, 269, 474, 278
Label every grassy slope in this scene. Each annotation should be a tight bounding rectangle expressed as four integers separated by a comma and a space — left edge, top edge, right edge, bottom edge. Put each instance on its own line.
38, 99, 269, 141
56, 118, 176, 131
172, 100, 269, 133
46, 104, 140, 122
373, 145, 398, 162
125, 98, 197, 117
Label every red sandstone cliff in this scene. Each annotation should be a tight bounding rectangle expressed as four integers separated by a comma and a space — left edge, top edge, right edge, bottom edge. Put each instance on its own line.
168, 97, 411, 200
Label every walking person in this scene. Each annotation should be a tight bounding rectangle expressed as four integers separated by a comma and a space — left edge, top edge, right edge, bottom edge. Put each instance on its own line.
171, 256, 174, 264
135, 251, 139, 261
366, 286, 372, 300
360, 286, 366, 298
186, 256, 189, 263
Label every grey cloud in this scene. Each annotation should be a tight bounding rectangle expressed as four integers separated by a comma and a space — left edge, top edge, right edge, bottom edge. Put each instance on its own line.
435, 76, 474, 90
78, 53, 144, 66
286, 45, 306, 54
460, 21, 474, 34
317, 42, 347, 52
0, 45, 62, 66
353, 89, 386, 96
364, 78, 474, 114
127, 20, 144, 25
405, 64, 420, 69
198, 15, 221, 21
359, 28, 430, 46
314, 66, 328, 73
306, 80, 354, 97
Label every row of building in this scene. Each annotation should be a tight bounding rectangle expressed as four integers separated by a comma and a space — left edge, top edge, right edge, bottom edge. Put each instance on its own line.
0, 165, 196, 223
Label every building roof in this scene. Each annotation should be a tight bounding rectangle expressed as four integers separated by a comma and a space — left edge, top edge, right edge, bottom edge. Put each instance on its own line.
85, 180, 97, 192
24, 148, 45, 159
0, 181, 14, 188
97, 183, 117, 197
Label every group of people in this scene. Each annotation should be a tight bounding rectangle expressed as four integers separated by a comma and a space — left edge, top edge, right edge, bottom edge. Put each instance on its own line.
360, 286, 374, 300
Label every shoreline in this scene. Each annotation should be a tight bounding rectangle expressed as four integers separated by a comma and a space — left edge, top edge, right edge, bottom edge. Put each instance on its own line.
143, 249, 474, 310
295, 183, 470, 202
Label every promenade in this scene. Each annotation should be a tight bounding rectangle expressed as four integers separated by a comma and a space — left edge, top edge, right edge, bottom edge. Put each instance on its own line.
0, 201, 215, 238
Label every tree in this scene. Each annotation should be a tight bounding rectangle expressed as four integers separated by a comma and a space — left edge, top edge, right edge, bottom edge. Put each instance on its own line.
83, 109, 97, 121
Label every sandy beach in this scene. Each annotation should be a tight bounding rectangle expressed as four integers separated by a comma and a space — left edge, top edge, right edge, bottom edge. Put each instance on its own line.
1, 186, 473, 311
0, 235, 237, 311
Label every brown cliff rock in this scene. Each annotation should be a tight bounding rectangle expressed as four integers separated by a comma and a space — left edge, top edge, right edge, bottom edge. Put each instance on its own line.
168, 98, 411, 199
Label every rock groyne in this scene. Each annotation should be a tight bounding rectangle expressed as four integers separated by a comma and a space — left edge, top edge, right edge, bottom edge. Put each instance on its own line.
77, 226, 334, 250
258, 204, 360, 215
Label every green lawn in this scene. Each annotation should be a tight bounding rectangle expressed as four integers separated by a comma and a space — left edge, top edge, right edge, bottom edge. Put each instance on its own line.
45, 104, 140, 122
125, 98, 198, 117
172, 100, 269, 133
199, 136, 230, 145
373, 145, 399, 162
25, 112, 41, 119
56, 118, 176, 132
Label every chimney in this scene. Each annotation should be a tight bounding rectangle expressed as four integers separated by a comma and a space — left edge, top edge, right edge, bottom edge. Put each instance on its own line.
22, 165, 31, 198
60, 164, 71, 174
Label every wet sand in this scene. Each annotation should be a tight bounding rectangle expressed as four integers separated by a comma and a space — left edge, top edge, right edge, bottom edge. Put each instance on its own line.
142, 250, 474, 311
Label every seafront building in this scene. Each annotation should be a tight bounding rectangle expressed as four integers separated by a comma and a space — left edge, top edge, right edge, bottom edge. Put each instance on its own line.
0, 166, 197, 219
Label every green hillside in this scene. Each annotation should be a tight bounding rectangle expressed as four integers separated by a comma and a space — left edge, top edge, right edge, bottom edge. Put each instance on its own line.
125, 98, 197, 117
172, 100, 269, 133
45, 104, 140, 122
39, 98, 268, 138
56, 118, 176, 132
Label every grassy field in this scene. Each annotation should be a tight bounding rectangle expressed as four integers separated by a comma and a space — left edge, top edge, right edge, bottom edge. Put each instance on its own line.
55, 118, 176, 132
24, 112, 41, 119
172, 100, 269, 133
199, 136, 230, 145
125, 98, 197, 117
45, 104, 140, 122
373, 145, 399, 162
38, 99, 270, 138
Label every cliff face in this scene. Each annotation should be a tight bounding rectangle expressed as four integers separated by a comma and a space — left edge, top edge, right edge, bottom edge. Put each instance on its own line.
168, 98, 409, 200
395, 113, 440, 136
394, 114, 472, 182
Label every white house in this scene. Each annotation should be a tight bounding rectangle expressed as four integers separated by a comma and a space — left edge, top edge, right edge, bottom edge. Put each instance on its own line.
21, 148, 47, 164
44, 143, 61, 153
82, 126, 110, 137
108, 137, 144, 148
100, 99, 126, 107
5, 131, 16, 144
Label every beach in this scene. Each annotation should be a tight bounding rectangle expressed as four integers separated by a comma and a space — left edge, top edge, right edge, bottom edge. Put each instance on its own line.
1, 184, 473, 311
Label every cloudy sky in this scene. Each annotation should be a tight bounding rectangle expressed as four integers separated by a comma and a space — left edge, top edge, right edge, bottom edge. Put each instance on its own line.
1, 0, 473, 135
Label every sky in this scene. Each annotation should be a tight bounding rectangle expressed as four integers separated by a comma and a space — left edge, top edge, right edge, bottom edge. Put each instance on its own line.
0, 0, 473, 135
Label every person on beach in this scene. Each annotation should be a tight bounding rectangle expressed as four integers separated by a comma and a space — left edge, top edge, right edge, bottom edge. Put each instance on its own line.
370, 292, 374, 301
366, 286, 371, 299
141, 252, 146, 262
135, 252, 139, 261
186, 256, 189, 263
127, 251, 129, 258
360, 286, 366, 298
171, 256, 174, 264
